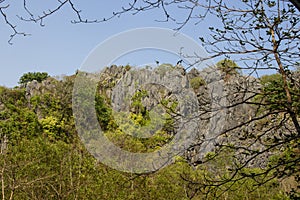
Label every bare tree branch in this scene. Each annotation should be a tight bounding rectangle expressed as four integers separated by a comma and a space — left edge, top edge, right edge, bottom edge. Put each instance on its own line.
0, 3, 29, 44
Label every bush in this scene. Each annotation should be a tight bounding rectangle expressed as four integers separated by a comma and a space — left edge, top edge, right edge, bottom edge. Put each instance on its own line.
19, 72, 49, 85
190, 76, 206, 90
216, 59, 241, 75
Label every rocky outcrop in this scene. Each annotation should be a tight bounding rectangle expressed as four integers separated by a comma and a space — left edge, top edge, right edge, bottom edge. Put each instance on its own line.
100, 65, 257, 164
25, 77, 57, 100
25, 65, 300, 168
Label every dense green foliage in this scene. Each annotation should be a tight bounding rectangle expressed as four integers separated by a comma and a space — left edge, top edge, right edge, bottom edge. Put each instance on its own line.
18, 72, 50, 85
0, 71, 294, 199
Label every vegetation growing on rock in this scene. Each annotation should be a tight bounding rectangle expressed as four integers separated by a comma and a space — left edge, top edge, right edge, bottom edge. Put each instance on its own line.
18, 72, 50, 85
0, 64, 298, 199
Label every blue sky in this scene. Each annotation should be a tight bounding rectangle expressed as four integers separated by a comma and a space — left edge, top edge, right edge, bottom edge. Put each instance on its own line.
0, 1, 218, 87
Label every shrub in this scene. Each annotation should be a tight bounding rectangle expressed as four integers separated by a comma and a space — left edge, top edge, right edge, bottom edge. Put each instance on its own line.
19, 72, 50, 85
216, 59, 241, 75
190, 76, 206, 90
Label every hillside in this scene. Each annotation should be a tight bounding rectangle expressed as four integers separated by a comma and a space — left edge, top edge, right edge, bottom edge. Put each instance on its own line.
0, 63, 299, 199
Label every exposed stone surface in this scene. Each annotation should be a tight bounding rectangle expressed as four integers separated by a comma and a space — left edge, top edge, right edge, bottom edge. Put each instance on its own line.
24, 65, 300, 168
25, 77, 56, 99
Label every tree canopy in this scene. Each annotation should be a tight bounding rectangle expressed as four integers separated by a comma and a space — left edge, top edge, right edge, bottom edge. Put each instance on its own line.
18, 72, 49, 85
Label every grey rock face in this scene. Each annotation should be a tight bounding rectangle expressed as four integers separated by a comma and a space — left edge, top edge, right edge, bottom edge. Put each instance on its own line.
25, 78, 55, 100
106, 65, 281, 167
25, 65, 299, 169
110, 66, 200, 150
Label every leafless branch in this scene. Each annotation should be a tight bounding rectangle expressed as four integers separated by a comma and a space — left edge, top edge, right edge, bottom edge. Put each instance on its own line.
0, 4, 29, 44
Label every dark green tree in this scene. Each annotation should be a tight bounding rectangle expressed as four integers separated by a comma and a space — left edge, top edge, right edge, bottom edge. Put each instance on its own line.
18, 72, 49, 85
